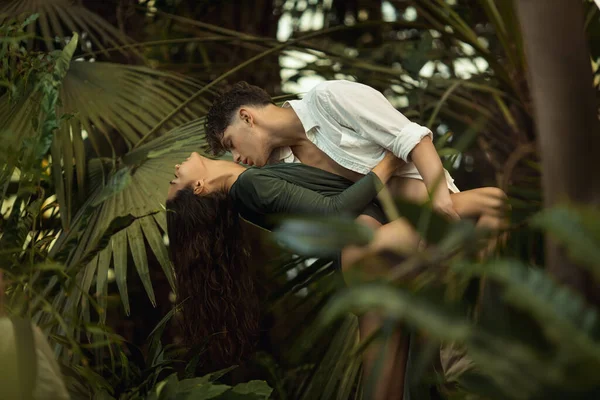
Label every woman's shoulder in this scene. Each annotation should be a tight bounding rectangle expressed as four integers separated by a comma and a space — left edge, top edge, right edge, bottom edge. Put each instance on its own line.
231, 168, 282, 211
232, 167, 276, 195
234, 164, 321, 190
235, 167, 271, 184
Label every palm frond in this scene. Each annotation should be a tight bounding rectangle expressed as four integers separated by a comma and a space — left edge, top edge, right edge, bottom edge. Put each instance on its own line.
47, 118, 206, 322
0, 0, 137, 58
297, 316, 362, 400
1, 61, 213, 231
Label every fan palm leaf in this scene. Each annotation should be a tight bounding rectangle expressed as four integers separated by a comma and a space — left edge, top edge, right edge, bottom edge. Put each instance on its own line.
43, 118, 208, 326
0, 0, 137, 57
0, 61, 212, 232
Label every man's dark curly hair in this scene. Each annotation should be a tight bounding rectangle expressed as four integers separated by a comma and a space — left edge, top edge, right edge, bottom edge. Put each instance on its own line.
205, 81, 273, 156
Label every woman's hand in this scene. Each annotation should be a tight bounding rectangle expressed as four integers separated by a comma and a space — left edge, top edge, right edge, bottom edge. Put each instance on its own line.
371, 151, 403, 184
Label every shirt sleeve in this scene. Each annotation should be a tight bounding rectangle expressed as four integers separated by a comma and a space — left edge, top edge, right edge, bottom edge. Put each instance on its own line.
317, 80, 432, 162
236, 169, 384, 217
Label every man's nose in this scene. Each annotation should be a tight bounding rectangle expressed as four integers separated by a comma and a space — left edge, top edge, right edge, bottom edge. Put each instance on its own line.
232, 151, 241, 163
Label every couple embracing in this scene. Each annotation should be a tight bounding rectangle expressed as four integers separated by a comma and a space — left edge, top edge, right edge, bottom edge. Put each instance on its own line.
166, 80, 507, 399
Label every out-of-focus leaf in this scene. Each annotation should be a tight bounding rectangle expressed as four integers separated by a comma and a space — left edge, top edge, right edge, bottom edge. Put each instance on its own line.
531, 205, 600, 280
403, 31, 434, 79
180, 366, 238, 388
456, 261, 600, 361
393, 198, 451, 245
299, 316, 359, 400
181, 384, 230, 400
321, 283, 471, 344
0, 0, 137, 56
224, 380, 273, 399
273, 217, 374, 257
157, 373, 179, 400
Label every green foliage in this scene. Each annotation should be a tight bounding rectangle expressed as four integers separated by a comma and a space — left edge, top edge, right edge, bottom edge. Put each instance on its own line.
0, 13, 40, 99
276, 201, 600, 398
2, 1, 600, 399
274, 217, 374, 258
142, 373, 272, 400
0, 13, 266, 400
531, 205, 600, 280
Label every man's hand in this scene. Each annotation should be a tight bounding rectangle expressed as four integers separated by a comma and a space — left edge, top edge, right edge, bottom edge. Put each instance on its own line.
432, 195, 460, 221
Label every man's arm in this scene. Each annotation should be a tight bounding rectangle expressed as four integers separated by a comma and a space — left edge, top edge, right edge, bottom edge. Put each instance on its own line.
319, 80, 459, 219
409, 136, 459, 220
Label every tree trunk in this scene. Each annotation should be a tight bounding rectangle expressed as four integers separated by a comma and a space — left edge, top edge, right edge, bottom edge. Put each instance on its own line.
516, 0, 600, 302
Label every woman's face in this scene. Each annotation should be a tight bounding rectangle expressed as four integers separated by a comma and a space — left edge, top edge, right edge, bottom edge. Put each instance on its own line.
167, 152, 210, 199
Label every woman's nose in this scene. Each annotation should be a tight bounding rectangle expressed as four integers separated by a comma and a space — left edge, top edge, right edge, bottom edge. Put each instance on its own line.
175, 164, 180, 170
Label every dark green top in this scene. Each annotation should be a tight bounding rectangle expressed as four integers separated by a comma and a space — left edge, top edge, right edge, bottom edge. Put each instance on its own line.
229, 163, 386, 230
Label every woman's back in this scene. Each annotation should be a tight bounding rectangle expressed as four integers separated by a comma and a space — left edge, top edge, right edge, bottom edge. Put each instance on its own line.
230, 163, 386, 230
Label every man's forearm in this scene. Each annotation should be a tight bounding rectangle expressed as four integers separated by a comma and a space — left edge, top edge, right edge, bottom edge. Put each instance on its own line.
409, 136, 459, 219
408, 136, 448, 199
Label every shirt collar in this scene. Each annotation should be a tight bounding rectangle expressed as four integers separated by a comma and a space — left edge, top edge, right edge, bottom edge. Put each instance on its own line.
272, 146, 296, 163
283, 99, 318, 132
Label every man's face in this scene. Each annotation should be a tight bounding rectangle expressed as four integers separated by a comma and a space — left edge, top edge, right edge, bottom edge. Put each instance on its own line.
221, 110, 271, 167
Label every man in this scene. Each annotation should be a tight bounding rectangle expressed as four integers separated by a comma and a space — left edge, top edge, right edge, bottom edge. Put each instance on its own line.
205, 80, 506, 399
205, 80, 468, 222
205, 80, 506, 229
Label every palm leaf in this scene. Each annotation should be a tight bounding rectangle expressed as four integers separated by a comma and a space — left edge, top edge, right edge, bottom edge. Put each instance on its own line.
297, 316, 361, 400
0, 0, 137, 57
455, 261, 600, 364
1, 61, 213, 231
531, 205, 600, 280
48, 118, 207, 317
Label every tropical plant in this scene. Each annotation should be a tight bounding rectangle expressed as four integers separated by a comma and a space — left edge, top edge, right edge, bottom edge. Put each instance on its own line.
0, 13, 271, 399
2, 0, 600, 399
272, 202, 600, 399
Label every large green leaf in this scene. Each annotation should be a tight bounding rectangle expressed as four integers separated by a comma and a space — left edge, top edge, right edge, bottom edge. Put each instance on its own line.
456, 261, 600, 364
320, 284, 471, 343
147, 371, 271, 400
222, 381, 273, 400
0, 0, 137, 56
47, 118, 207, 317
0, 61, 213, 233
274, 217, 374, 258
531, 205, 600, 281
298, 316, 361, 400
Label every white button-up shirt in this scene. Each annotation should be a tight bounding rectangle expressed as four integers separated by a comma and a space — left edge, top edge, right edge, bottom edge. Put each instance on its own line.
276, 80, 459, 193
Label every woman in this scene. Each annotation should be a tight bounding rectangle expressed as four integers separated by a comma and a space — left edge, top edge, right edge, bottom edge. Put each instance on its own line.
166, 151, 402, 370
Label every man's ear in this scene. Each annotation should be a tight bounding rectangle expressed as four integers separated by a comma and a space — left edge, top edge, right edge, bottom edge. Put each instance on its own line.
193, 179, 205, 196
239, 108, 253, 127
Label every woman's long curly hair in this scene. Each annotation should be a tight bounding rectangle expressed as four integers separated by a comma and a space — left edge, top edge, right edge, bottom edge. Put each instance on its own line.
166, 187, 260, 369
